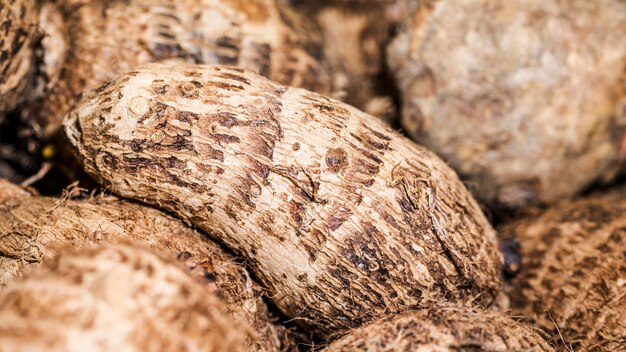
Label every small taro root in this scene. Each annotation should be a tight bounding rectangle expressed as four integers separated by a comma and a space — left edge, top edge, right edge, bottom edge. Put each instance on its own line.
26, 0, 330, 138
500, 186, 626, 351
388, 0, 626, 209
323, 304, 554, 351
0, 0, 38, 113
291, 0, 411, 122
65, 63, 504, 337
0, 179, 295, 352
0, 242, 247, 352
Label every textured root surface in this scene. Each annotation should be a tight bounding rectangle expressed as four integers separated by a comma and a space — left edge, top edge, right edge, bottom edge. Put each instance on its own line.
0, 179, 294, 352
292, 0, 410, 122
0, 0, 38, 113
65, 62, 503, 337
0, 242, 247, 352
323, 304, 554, 351
500, 186, 626, 351
27, 0, 330, 138
388, 0, 626, 208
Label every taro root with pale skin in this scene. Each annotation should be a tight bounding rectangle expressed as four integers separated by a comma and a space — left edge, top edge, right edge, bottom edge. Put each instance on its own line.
500, 186, 626, 351
65, 62, 504, 337
0, 242, 248, 352
25, 0, 331, 138
323, 304, 555, 351
0, 179, 296, 352
0, 0, 38, 114
388, 0, 626, 209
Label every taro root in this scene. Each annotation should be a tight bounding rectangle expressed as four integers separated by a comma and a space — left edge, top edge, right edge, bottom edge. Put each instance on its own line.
323, 304, 554, 351
26, 0, 331, 138
388, 0, 626, 209
500, 186, 626, 351
65, 62, 504, 337
0, 0, 38, 113
0, 179, 295, 352
291, 0, 411, 122
0, 242, 247, 351
0, 178, 30, 205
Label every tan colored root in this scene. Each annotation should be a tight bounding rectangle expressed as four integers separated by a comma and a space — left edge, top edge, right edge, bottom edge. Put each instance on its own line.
65, 62, 504, 337
26, 0, 331, 138
0, 0, 38, 113
324, 303, 554, 351
388, 0, 626, 208
0, 179, 295, 352
0, 179, 32, 204
292, 0, 411, 122
0, 242, 247, 352
501, 186, 626, 351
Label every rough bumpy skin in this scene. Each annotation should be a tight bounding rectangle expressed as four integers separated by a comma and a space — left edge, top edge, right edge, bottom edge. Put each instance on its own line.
0, 179, 294, 352
388, 0, 626, 208
291, 0, 411, 122
324, 304, 554, 351
0, 0, 37, 113
27, 0, 330, 138
0, 243, 247, 352
65, 63, 503, 337
501, 187, 626, 351
31, 2, 69, 100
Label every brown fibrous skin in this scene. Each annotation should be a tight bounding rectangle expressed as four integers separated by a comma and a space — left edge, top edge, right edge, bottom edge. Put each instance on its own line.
65, 62, 504, 337
0, 0, 38, 114
291, 0, 411, 123
500, 186, 626, 351
25, 0, 331, 138
388, 0, 626, 209
0, 242, 248, 352
30, 2, 69, 100
0, 179, 296, 352
323, 304, 555, 352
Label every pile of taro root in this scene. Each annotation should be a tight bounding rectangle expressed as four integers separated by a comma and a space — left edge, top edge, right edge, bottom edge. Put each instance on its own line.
1, 0, 625, 351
